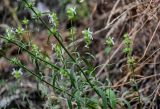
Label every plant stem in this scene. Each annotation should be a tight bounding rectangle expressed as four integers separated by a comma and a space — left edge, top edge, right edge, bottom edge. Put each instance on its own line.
0, 35, 60, 70
22, 0, 101, 97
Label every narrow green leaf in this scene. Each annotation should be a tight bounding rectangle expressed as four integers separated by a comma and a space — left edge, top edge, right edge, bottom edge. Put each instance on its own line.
105, 47, 112, 54
81, 56, 93, 69
86, 98, 99, 109
75, 91, 82, 109
52, 73, 57, 87
69, 72, 76, 88
106, 89, 117, 109
67, 98, 73, 109
97, 88, 108, 109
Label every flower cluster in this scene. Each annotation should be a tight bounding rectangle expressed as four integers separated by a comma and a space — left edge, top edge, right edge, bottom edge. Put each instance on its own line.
105, 36, 115, 54
66, 7, 76, 20
16, 26, 24, 35
106, 37, 114, 47
48, 12, 59, 28
22, 17, 29, 25
123, 33, 135, 68
31, 44, 43, 58
5, 28, 15, 41
123, 33, 132, 55
82, 28, 93, 47
51, 43, 64, 59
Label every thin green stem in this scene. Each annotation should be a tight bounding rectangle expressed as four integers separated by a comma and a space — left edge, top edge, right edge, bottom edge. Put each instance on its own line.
2, 55, 72, 96
22, 0, 101, 97
0, 35, 60, 70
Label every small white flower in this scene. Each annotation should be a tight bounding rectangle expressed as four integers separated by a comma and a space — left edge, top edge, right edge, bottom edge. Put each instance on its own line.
48, 13, 57, 27
70, 7, 76, 15
66, 6, 77, 20
6, 28, 15, 35
82, 28, 93, 47
12, 68, 23, 79
111, 37, 115, 45
48, 14, 53, 23
88, 28, 93, 39
15, 27, 24, 34
82, 28, 93, 39
48, 14, 52, 18
106, 37, 115, 46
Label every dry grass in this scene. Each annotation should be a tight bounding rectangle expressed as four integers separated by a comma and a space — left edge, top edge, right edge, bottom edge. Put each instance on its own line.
88, 0, 160, 108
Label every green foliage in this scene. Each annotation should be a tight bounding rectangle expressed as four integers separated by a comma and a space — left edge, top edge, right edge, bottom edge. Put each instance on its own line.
0, 0, 124, 108
127, 57, 135, 66
10, 57, 22, 65
31, 44, 42, 58
48, 27, 58, 36
22, 17, 29, 25
67, 7, 77, 20
5, 28, 15, 41
123, 33, 132, 55
48, 12, 59, 28
123, 33, 131, 45
85, 98, 99, 109
123, 33, 135, 69
61, 0, 89, 19
106, 37, 114, 47
52, 43, 64, 59
105, 36, 114, 54
60, 68, 69, 77
106, 89, 117, 109
16, 26, 24, 35
82, 28, 93, 47
123, 33, 140, 106
98, 88, 108, 109
69, 27, 76, 41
